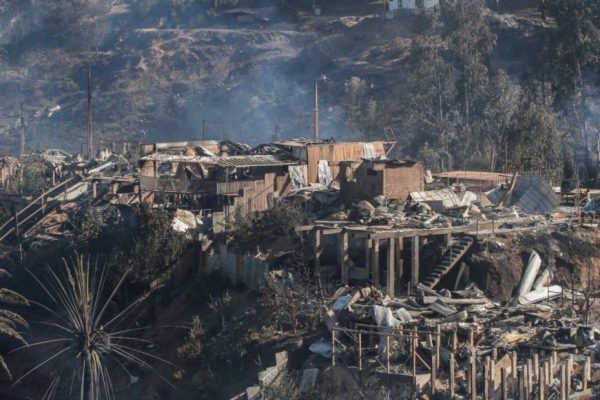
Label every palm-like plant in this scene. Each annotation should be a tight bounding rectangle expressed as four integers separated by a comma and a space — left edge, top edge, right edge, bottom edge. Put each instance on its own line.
13, 255, 175, 400
0, 267, 29, 380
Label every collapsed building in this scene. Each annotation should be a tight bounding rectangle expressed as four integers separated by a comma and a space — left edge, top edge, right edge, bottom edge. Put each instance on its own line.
3, 135, 600, 398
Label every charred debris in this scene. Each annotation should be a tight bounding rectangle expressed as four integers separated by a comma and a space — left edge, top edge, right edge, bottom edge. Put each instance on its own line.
1, 138, 600, 399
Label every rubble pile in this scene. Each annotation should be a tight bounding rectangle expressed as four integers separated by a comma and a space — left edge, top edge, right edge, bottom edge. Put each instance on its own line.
284, 249, 600, 398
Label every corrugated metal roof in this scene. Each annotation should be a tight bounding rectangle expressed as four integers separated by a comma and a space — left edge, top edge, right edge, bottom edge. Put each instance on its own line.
433, 171, 512, 183
214, 155, 298, 168
140, 153, 298, 168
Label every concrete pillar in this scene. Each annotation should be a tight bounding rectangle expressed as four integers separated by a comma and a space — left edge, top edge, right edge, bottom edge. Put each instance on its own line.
411, 236, 420, 290
372, 239, 380, 288
339, 231, 349, 285
387, 238, 395, 297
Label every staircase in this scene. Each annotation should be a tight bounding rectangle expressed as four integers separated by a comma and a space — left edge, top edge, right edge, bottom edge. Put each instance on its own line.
0, 176, 83, 243
422, 236, 474, 289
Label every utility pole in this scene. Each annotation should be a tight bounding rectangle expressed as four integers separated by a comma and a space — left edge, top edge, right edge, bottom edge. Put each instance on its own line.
273, 124, 280, 143
87, 67, 93, 160
313, 81, 320, 140
202, 119, 206, 141
19, 102, 25, 159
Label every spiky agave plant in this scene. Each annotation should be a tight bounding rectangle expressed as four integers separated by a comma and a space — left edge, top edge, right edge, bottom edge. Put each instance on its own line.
0, 267, 29, 380
13, 255, 175, 400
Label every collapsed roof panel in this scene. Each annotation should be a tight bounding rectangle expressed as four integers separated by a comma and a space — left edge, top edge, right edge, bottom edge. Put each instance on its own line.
409, 188, 461, 208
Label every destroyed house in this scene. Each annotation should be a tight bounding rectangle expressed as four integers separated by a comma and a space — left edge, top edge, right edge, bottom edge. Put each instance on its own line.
138, 141, 298, 213
274, 139, 389, 186
339, 159, 424, 202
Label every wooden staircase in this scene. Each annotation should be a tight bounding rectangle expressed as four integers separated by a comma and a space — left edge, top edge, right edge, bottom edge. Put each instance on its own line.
422, 236, 474, 289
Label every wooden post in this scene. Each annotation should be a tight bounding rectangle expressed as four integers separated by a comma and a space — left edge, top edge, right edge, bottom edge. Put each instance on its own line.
519, 367, 525, 400
470, 352, 477, 400
523, 360, 531, 400
314, 229, 322, 283
435, 324, 441, 372
484, 356, 490, 400
469, 328, 474, 348
583, 356, 590, 391
92, 181, 97, 199
358, 333, 363, 372
566, 355, 573, 396
511, 352, 518, 380
490, 354, 496, 396
411, 236, 419, 291
533, 353, 539, 382
365, 237, 372, 280
527, 358, 533, 400
449, 352, 455, 399
501, 367, 508, 400
452, 327, 458, 352
412, 329, 418, 394
331, 329, 336, 367
387, 237, 395, 297
372, 239, 380, 288
396, 237, 404, 293
339, 231, 349, 285
386, 335, 391, 374
430, 351, 436, 395
539, 365, 546, 400
560, 363, 567, 400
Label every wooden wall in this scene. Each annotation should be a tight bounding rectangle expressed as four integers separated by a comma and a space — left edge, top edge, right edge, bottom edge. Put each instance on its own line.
306, 142, 386, 184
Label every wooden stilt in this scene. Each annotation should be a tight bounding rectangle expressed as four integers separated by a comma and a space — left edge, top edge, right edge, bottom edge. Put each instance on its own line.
484, 356, 490, 400
583, 355, 591, 391
386, 237, 395, 297
358, 332, 363, 372
372, 239, 380, 288
566, 354, 573, 396
411, 236, 419, 292
518, 367, 525, 400
314, 229, 322, 283
430, 351, 436, 395
396, 237, 404, 293
339, 231, 349, 285
539, 365, 546, 400
533, 353, 539, 383
560, 363, 567, 400
435, 324, 441, 372
501, 367, 508, 400
470, 352, 477, 400
449, 352, 455, 399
